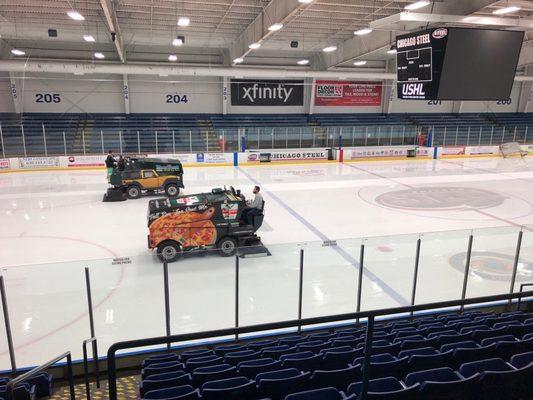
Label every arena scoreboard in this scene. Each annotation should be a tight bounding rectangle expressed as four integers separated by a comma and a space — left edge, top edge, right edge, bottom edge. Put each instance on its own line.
396, 27, 524, 101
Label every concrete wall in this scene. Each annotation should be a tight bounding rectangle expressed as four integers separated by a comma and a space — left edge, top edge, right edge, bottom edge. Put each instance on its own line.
0, 74, 528, 115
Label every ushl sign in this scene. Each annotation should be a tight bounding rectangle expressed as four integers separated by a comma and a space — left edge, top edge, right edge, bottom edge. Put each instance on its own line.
231, 79, 304, 106
396, 27, 448, 100
315, 81, 382, 106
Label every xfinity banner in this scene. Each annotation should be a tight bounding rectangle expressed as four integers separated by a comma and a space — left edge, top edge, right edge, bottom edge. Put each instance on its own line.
231, 79, 304, 106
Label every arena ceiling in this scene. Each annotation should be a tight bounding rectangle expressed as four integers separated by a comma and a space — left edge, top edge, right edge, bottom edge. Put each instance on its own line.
0, 0, 532, 72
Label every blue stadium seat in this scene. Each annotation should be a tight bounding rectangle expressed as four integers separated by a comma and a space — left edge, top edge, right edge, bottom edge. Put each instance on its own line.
279, 336, 308, 346
142, 353, 180, 368
440, 341, 479, 353
400, 337, 439, 351
285, 387, 353, 400
510, 350, 533, 368
418, 372, 479, 400
185, 355, 223, 372
398, 347, 438, 359
237, 358, 282, 379
330, 336, 364, 348
0, 383, 35, 400
180, 349, 214, 363
453, 343, 497, 365
192, 364, 238, 387
142, 361, 184, 380
214, 344, 247, 357
224, 350, 261, 365
296, 340, 330, 354
256, 368, 310, 400
261, 345, 296, 359
280, 351, 321, 371
480, 335, 516, 347
143, 384, 199, 399
201, 376, 257, 400
309, 364, 361, 391
435, 332, 474, 347
319, 348, 359, 370
308, 332, 337, 341
471, 327, 508, 343
139, 371, 192, 397
353, 353, 395, 365
405, 366, 465, 389
368, 357, 409, 379
348, 377, 419, 400
23, 373, 53, 398
459, 358, 520, 400
406, 350, 454, 373
494, 336, 533, 360
459, 325, 490, 335
247, 339, 278, 351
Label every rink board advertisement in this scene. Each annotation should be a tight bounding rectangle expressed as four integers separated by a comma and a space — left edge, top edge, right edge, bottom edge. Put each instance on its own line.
346, 146, 432, 159
245, 149, 329, 163
315, 81, 382, 106
18, 157, 60, 169
67, 155, 106, 167
0, 159, 9, 169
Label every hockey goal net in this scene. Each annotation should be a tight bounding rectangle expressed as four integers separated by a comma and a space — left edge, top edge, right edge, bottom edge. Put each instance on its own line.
500, 142, 528, 158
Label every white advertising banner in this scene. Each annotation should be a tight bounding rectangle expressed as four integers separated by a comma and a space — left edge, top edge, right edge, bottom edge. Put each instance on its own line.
67, 155, 106, 167
347, 146, 432, 160
244, 149, 329, 163
18, 157, 60, 169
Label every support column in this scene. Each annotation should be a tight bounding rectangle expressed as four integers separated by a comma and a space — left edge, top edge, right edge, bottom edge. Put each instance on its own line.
123, 74, 130, 114
382, 60, 394, 114
9, 73, 21, 114
308, 78, 316, 115
518, 66, 533, 113
222, 77, 228, 115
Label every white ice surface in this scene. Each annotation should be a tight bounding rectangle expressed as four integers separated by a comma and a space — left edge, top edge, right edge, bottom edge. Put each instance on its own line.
1, 157, 533, 369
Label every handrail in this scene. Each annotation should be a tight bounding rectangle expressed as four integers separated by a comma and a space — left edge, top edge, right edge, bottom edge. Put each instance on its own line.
106, 289, 533, 400
5, 351, 75, 400
82, 337, 100, 400
517, 283, 533, 311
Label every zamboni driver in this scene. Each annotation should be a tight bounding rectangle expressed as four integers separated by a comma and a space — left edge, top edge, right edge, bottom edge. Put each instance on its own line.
242, 186, 263, 225
105, 150, 116, 182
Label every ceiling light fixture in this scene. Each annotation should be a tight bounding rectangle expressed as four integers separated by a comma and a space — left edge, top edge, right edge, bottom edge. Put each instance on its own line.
387, 45, 397, 54
322, 46, 337, 52
94, 52, 105, 59
83, 35, 95, 42
268, 23, 283, 31
354, 60, 367, 66
297, 59, 310, 65
404, 1, 430, 10
67, 10, 85, 21
177, 17, 190, 27
11, 49, 25, 56
249, 42, 261, 49
233, 57, 244, 64
168, 54, 178, 61
493, 6, 521, 15
173, 37, 184, 46
354, 28, 372, 36
298, 0, 313, 3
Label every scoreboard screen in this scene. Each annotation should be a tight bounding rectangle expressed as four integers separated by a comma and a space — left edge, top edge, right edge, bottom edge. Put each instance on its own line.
397, 47, 432, 83
396, 28, 523, 101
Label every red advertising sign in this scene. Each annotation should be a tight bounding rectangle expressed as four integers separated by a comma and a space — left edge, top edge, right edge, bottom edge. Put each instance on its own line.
315, 81, 382, 106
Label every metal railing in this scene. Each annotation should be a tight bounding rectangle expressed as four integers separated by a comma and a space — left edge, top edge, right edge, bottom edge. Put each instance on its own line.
5, 351, 76, 400
106, 289, 533, 400
0, 120, 532, 157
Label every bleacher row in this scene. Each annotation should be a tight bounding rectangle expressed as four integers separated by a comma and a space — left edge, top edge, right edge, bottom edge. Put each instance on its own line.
0, 373, 53, 400
136, 309, 533, 400
0, 113, 532, 156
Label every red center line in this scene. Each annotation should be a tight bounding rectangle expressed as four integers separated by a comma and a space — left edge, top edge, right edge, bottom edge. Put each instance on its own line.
343, 163, 415, 189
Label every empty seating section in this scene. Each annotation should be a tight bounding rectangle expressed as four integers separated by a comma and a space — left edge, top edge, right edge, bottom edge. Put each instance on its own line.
1, 113, 533, 156
136, 309, 533, 399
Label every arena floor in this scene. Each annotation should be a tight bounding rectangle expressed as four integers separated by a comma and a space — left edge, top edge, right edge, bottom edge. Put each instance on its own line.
2, 156, 533, 369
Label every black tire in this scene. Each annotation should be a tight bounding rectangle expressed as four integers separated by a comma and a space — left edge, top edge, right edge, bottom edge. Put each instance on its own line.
218, 237, 238, 257
157, 241, 182, 263
126, 185, 141, 199
165, 183, 180, 197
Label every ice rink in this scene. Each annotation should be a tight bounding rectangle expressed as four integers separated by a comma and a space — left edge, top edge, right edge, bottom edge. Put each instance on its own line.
2, 156, 533, 369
